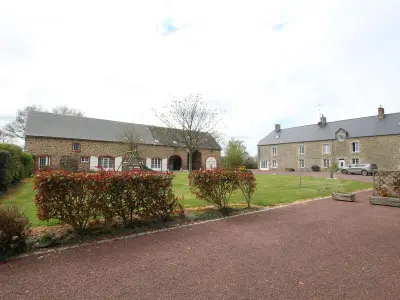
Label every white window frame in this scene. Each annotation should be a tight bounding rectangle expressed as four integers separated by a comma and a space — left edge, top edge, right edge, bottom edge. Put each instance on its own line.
99, 157, 114, 169
80, 156, 89, 163
272, 160, 277, 168
72, 143, 81, 152
151, 158, 162, 169
271, 147, 277, 156
323, 159, 330, 168
38, 156, 51, 169
260, 160, 268, 169
352, 142, 359, 153
299, 144, 305, 154
323, 144, 330, 154
352, 158, 359, 165
299, 159, 305, 169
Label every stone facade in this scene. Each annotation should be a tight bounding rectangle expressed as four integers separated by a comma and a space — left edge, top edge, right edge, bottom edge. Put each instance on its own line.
259, 135, 400, 171
26, 136, 221, 171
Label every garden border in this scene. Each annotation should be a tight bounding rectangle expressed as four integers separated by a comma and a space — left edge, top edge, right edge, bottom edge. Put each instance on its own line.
7, 188, 372, 262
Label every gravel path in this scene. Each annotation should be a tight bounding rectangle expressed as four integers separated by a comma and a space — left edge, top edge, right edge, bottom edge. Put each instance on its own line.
1, 191, 399, 300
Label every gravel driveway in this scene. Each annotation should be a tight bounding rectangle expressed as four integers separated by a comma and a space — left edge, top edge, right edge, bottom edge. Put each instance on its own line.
1, 191, 399, 300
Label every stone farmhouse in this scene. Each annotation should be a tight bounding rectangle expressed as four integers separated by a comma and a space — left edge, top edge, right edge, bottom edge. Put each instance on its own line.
258, 106, 400, 171
25, 111, 221, 171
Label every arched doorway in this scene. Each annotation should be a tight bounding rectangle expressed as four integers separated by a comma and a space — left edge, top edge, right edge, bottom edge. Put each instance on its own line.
168, 155, 182, 170
187, 151, 202, 170
206, 157, 217, 169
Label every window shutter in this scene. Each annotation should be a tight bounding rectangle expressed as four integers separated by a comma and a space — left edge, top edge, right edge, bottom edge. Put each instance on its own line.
146, 158, 151, 168
115, 157, 122, 171
162, 158, 168, 171
90, 156, 98, 170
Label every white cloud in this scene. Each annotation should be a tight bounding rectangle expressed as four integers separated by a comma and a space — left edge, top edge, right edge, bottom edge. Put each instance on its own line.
1, 0, 400, 154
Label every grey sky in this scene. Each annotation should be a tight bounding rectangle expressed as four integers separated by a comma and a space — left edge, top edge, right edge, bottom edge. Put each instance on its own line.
1, 0, 400, 154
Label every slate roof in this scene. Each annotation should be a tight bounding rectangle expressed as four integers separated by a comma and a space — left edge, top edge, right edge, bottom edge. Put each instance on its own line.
258, 113, 400, 146
25, 111, 221, 150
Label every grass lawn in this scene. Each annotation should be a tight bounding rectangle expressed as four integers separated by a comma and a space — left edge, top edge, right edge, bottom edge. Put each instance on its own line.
0, 173, 371, 226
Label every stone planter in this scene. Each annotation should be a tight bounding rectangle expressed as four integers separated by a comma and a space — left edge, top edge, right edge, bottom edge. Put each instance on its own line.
370, 196, 400, 207
332, 192, 355, 202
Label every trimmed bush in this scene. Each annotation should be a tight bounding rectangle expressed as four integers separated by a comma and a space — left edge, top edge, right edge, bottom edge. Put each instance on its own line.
285, 168, 295, 172
311, 165, 320, 172
0, 150, 10, 192
0, 205, 31, 253
189, 169, 240, 208
34, 170, 182, 232
237, 171, 257, 208
20, 152, 34, 178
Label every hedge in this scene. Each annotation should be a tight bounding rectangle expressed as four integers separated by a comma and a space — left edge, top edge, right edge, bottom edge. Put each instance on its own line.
189, 169, 257, 209
34, 170, 183, 232
0, 144, 34, 191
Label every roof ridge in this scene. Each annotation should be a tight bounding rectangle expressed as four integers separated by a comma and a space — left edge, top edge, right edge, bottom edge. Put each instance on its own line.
279, 112, 400, 130
28, 111, 152, 128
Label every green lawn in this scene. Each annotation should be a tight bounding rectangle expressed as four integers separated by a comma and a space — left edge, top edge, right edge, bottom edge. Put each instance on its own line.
0, 173, 371, 226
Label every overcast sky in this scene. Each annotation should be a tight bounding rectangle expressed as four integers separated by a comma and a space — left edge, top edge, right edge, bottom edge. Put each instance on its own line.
1, 0, 400, 155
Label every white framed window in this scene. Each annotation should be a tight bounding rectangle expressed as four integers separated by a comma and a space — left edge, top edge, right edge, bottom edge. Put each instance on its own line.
323, 144, 330, 154
151, 158, 162, 169
260, 160, 268, 169
299, 144, 305, 154
99, 157, 114, 169
271, 147, 277, 156
38, 156, 51, 169
80, 156, 89, 163
352, 142, 359, 153
272, 160, 277, 168
72, 143, 81, 152
323, 159, 330, 168
352, 158, 359, 164
299, 159, 305, 168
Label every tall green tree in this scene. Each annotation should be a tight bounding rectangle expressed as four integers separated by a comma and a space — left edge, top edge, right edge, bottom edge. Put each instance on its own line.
224, 139, 248, 168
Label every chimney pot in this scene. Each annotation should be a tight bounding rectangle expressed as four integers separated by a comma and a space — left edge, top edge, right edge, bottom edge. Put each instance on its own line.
378, 106, 385, 120
275, 124, 281, 132
320, 114, 327, 127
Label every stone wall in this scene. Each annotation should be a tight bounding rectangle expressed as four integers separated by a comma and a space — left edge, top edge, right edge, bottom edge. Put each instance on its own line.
259, 135, 400, 171
25, 136, 221, 171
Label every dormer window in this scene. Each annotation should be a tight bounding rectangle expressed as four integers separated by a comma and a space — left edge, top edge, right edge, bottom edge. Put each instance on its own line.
335, 128, 348, 141
173, 140, 177, 144
155, 139, 159, 143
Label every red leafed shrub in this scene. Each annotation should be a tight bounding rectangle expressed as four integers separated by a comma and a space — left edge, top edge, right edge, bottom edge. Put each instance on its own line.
189, 169, 240, 208
34, 170, 182, 232
237, 171, 257, 208
34, 171, 105, 233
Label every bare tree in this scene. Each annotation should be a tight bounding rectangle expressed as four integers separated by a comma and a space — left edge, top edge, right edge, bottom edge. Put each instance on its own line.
52, 106, 84, 117
2, 105, 44, 139
118, 127, 141, 152
153, 94, 224, 173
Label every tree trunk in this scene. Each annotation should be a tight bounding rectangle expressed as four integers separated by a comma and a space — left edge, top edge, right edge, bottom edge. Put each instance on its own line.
188, 152, 193, 173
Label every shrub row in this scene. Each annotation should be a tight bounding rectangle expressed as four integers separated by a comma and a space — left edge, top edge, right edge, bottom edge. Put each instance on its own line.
34, 170, 183, 232
0, 144, 34, 191
189, 169, 257, 209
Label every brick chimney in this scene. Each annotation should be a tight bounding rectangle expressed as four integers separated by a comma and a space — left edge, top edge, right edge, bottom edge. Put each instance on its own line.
378, 105, 385, 120
320, 114, 327, 127
275, 124, 281, 133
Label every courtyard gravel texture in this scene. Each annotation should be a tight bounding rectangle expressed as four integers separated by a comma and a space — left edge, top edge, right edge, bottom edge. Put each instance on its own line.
1, 190, 399, 300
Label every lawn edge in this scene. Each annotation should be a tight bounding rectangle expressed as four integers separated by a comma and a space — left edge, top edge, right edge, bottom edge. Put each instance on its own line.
8, 188, 372, 261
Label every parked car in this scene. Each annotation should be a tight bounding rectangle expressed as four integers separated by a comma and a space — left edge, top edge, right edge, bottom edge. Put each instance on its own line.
341, 164, 378, 176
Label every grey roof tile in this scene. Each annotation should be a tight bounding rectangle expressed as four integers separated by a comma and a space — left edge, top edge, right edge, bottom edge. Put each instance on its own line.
258, 113, 400, 145
26, 111, 221, 150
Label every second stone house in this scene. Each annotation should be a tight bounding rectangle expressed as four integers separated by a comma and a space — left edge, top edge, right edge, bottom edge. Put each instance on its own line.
258, 106, 400, 171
